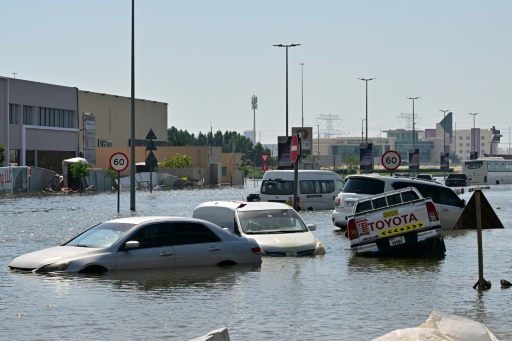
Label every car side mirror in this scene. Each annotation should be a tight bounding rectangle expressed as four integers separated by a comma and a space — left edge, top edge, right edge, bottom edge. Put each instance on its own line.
307, 224, 316, 231
125, 241, 140, 250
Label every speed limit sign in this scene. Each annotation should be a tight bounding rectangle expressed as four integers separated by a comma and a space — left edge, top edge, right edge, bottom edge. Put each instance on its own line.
109, 152, 129, 172
381, 150, 401, 171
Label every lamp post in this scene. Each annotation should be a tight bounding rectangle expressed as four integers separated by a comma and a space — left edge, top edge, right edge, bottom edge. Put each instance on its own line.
274, 43, 301, 136
361, 119, 366, 143
358, 78, 375, 143
316, 124, 320, 156
252, 95, 258, 146
301, 63, 304, 127
407, 97, 420, 147
469, 113, 479, 152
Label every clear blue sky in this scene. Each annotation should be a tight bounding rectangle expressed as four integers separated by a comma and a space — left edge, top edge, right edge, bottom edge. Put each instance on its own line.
2, 0, 512, 149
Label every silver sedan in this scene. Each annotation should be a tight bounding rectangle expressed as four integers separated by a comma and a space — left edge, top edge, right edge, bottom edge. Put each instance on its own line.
8, 216, 263, 273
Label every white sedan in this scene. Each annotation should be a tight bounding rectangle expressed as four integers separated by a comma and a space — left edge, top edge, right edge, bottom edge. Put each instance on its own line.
8, 216, 263, 274
193, 201, 326, 257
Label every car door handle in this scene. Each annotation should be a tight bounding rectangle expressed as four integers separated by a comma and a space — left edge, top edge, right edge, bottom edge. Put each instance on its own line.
209, 247, 221, 252
160, 251, 173, 257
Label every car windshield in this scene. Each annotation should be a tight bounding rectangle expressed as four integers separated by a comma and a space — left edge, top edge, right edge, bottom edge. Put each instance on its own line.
237, 209, 308, 234
65, 222, 136, 248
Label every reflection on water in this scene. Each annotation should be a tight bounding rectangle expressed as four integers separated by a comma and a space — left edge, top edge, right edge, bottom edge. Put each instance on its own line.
2, 186, 512, 340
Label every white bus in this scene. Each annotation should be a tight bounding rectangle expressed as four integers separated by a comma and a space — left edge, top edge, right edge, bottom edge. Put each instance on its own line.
463, 157, 512, 185
257, 170, 345, 210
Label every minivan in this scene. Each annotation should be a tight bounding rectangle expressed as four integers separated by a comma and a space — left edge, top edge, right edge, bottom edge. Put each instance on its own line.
255, 170, 344, 210
331, 174, 466, 230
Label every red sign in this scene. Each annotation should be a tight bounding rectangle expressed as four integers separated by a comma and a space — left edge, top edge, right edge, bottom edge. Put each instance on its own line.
110, 152, 130, 172
290, 134, 299, 163
262, 164, 269, 171
260, 153, 270, 163
381, 150, 401, 171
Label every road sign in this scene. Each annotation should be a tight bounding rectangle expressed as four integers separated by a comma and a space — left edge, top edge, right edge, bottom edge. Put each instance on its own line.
110, 152, 129, 172
290, 134, 299, 163
262, 164, 269, 171
145, 129, 157, 140
381, 150, 401, 171
260, 153, 270, 163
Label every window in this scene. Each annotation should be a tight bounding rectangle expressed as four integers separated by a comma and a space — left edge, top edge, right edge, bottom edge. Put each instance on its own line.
9, 104, 17, 124
261, 180, 294, 195
372, 197, 388, 209
38, 107, 75, 128
173, 223, 221, 245
300, 180, 336, 194
387, 193, 402, 205
128, 223, 174, 249
392, 182, 464, 207
23, 106, 32, 125
343, 178, 385, 195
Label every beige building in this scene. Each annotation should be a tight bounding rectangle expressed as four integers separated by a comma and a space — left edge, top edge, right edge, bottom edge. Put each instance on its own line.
96, 146, 223, 186
78, 91, 168, 165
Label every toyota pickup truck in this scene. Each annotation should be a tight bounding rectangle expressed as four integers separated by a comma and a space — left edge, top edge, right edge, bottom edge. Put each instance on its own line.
346, 187, 446, 257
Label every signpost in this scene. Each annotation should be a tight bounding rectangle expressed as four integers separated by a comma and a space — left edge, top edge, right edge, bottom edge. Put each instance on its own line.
290, 134, 300, 210
381, 150, 401, 173
145, 129, 158, 193
110, 152, 129, 212
260, 153, 270, 172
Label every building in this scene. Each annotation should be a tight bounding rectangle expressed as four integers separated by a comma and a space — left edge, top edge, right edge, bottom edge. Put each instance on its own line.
1, 77, 79, 171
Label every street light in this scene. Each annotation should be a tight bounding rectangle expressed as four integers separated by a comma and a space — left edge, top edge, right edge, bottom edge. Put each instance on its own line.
361, 119, 366, 143
274, 43, 301, 136
252, 95, 258, 146
301, 63, 304, 127
358, 78, 375, 143
407, 97, 420, 147
469, 113, 479, 152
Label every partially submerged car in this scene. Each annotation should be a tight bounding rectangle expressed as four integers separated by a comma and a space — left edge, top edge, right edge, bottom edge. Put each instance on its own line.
193, 201, 326, 256
8, 216, 262, 274
332, 174, 466, 230
445, 173, 469, 187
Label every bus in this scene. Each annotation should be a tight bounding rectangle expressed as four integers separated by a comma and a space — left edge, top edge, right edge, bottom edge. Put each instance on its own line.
463, 157, 512, 185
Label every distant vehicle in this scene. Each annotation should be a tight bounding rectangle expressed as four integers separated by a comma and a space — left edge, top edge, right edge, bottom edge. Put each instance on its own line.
331, 174, 465, 230
346, 187, 445, 257
416, 174, 434, 181
445, 173, 469, 187
463, 157, 512, 185
8, 216, 262, 273
193, 201, 325, 257
254, 170, 344, 210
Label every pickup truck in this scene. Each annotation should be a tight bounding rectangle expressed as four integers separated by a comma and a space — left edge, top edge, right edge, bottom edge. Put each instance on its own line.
346, 187, 446, 257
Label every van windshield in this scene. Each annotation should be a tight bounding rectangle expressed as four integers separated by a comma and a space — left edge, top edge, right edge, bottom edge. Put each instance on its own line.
237, 209, 308, 234
261, 180, 294, 195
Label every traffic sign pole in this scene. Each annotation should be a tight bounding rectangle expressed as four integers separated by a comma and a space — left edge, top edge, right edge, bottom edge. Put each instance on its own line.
110, 152, 129, 212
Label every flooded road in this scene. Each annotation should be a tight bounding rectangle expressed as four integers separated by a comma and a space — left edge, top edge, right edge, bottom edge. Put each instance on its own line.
1, 182, 511, 340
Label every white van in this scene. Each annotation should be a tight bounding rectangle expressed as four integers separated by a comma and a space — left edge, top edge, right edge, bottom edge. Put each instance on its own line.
256, 170, 344, 210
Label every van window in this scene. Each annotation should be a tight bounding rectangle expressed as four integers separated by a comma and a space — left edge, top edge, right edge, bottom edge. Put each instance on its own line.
261, 180, 294, 195
299, 180, 336, 194
343, 178, 385, 195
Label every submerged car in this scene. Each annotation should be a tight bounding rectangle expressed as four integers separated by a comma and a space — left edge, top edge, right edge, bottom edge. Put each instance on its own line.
192, 201, 326, 257
8, 216, 262, 274
331, 174, 466, 230
445, 173, 469, 187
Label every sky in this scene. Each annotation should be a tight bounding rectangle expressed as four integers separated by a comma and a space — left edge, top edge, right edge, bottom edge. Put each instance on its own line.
2, 0, 512, 149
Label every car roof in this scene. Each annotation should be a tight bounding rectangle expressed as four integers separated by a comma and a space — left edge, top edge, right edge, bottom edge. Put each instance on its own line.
345, 174, 446, 188
105, 216, 203, 224
195, 201, 294, 212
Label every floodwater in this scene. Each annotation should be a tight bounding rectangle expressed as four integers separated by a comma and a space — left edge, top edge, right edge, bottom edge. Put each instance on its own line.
1, 181, 512, 340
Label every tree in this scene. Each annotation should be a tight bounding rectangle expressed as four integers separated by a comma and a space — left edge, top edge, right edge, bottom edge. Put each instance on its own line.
342, 154, 360, 174
0, 144, 5, 165
103, 166, 118, 193
69, 161, 92, 193
159, 153, 192, 168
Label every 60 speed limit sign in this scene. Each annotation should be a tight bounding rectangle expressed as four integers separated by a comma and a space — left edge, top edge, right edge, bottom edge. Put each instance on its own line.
109, 152, 129, 172
381, 150, 401, 171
